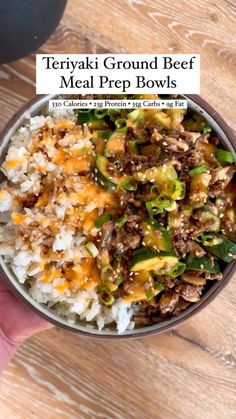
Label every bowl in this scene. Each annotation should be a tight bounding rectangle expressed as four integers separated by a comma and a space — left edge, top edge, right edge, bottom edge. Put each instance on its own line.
0, 94, 235, 339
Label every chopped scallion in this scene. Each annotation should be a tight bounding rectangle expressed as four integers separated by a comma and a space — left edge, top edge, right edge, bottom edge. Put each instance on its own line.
146, 290, 155, 300
215, 149, 235, 164
115, 214, 128, 228
95, 213, 111, 228
94, 109, 107, 119
115, 118, 127, 129
85, 241, 99, 258
188, 165, 207, 177
203, 125, 212, 134
154, 282, 165, 291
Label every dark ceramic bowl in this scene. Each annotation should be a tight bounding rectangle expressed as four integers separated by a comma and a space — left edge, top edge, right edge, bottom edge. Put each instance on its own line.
0, 95, 235, 338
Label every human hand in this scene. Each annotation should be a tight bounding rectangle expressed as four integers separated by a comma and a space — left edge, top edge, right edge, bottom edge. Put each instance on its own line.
0, 279, 52, 372
0, 279, 52, 343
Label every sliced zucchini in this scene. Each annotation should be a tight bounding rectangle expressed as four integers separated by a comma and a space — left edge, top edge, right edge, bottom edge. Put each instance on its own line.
153, 261, 186, 277
134, 164, 184, 200
95, 156, 131, 191
123, 270, 155, 302
135, 164, 178, 184
185, 255, 220, 273
203, 234, 236, 263
104, 129, 126, 157
142, 219, 172, 251
197, 210, 220, 232
189, 173, 211, 208
130, 249, 178, 273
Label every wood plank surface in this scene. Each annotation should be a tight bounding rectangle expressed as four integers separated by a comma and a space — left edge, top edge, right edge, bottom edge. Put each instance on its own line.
0, 1, 235, 418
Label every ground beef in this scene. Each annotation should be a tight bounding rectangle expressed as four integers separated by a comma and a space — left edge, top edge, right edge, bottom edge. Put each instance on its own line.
172, 235, 188, 257
209, 181, 226, 198
158, 291, 179, 314
121, 154, 158, 173
133, 316, 151, 326
175, 284, 203, 302
99, 221, 114, 249
180, 150, 202, 169
172, 298, 191, 316
204, 272, 223, 281
112, 228, 141, 252
125, 214, 142, 232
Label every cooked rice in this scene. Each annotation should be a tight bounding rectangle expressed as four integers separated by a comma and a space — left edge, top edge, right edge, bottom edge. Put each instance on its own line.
0, 109, 134, 334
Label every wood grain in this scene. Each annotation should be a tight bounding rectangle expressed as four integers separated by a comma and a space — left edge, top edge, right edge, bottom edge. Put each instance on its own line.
0, 1, 235, 418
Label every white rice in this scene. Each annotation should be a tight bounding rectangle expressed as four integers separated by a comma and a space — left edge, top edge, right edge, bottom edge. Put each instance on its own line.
0, 110, 134, 334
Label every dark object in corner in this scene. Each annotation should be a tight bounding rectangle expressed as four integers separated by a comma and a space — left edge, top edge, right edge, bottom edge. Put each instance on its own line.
0, 0, 67, 64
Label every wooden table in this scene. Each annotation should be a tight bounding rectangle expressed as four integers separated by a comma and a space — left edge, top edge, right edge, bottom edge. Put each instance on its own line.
0, 1, 235, 418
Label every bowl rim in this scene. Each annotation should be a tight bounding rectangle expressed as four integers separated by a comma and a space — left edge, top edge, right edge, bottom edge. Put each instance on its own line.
0, 93, 235, 339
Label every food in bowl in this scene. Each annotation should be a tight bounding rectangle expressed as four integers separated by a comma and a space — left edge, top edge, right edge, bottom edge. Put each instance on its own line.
0, 94, 235, 334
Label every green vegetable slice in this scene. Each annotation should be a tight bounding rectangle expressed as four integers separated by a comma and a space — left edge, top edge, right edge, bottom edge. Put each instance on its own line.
185, 255, 220, 273
115, 214, 128, 228
104, 129, 127, 157
115, 118, 127, 129
146, 195, 177, 217
188, 165, 207, 177
203, 234, 236, 263
130, 250, 179, 273
94, 109, 107, 119
142, 219, 172, 252
215, 149, 235, 164
170, 180, 186, 200
203, 125, 212, 134
97, 130, 112, 139
197, 210, 220, 232
77, 109, 94, 124
95, 213, 111, 228
85, 241, 99, 258
95, 156, 131, 191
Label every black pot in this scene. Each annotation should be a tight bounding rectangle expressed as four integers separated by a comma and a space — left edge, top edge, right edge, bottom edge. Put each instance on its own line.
0, 0, 67, 64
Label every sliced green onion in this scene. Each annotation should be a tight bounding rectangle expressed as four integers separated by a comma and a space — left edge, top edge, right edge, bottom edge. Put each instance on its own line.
115, 276, 124, 286
188, 165, 207, 177
145, 195, 174, 217
100, 290, 115, 306
107, 109, 120, 120
203, 125, 212, 134
182, 205, 193, 216
115, 214, 128, 228
94, 109, 107, 119
77, 109, 94, 124
101, 265, 113, 280
146, 201, 154, 218
150, 185, 159, 198
115, 118, 127, 129
146, 290, 155, 300
170, 180, 186, 200
121, 178, 137, 191
97, 130, 112, 139
95, 213, 111, 228
215, 149, 235, 164
88, 120, 109, 130
85, 241, 99, 257
165, 262, 186, 277
128, 109, 140, 121
154, 281, 165, 291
